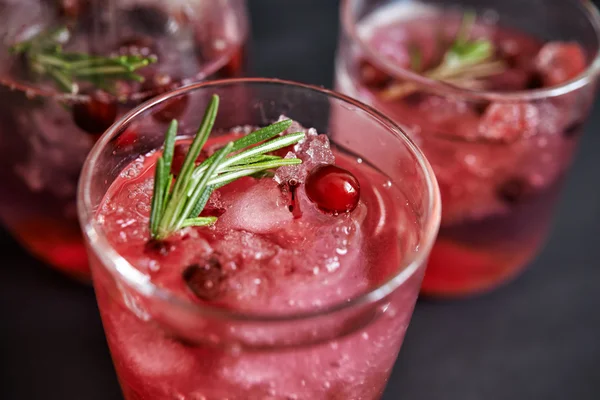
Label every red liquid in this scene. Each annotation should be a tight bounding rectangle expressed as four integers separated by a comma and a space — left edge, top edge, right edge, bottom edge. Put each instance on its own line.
91, 128, 424, 399
0, 2, 248, 280
336, 4, 595, 295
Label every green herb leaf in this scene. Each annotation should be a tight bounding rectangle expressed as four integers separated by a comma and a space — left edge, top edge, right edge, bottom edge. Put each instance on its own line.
181, 217, 218, 228
10, 26, 156, 94
409, 44, 422, 72
158, 95, 220, 237
149, 95, 305, 240
381, 11, 505, 101
180, 141, 234, 226
187, 185, 216, 220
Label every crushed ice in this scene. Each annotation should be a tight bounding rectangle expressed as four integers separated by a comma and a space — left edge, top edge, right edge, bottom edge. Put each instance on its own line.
274, 116, 335, 184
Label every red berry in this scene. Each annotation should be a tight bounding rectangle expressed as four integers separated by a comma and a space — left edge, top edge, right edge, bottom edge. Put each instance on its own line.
142, 74, 189, 122
183, 258, 224, 301
305, 164, 360, 215
59, 0, 88, 19
535, 42, 587, 87
72, 91, 118, 135
144, 239, 174, 257
496, 177, 530, 205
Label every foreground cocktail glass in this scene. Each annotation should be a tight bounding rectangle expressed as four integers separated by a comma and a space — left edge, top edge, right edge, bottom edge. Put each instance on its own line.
336, 0, 600, 296
0, 0, 248, 279
78, 79, 440, 399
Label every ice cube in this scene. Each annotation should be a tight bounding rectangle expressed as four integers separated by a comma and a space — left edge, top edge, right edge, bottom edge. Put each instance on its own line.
273, 152, 300, 185
217, 179, 292, 234
478, 103, 539, 142
277, 115, 306, 136
274, 132, 335, 184
113, 312, 196, 379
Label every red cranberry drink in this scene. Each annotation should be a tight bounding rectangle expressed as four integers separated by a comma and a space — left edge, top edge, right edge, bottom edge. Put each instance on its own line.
0, 0, 248, 279
336, 0, 600, 296
78, 80, 441, 399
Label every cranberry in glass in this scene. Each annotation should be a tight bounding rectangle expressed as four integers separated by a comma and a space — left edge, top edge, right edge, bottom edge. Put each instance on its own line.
144, 239, 174, 257
305, 164, 360, 214
58, 0, 88, 19
72, 91, 118, 134
183, 258, 224, 301
496, 177, 529, 205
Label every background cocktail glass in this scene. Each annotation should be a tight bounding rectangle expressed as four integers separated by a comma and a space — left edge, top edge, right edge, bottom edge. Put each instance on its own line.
336, 0, 600, 296
0, 0, 249, 279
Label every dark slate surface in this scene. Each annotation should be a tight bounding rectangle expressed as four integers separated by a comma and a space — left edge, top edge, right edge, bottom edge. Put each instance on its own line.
1, 1, 599, 399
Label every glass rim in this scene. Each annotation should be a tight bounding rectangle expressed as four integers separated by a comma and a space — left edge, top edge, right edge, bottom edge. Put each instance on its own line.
340, 0, 600, 102
77, 77, 441, 323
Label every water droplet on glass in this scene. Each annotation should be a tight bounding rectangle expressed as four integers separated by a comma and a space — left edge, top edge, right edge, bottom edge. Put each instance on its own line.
537, 137, 548, 148
463, 154, 477, 166
148, 260, 160, 272
335, 247, 348, 255
213, 38, 226, 50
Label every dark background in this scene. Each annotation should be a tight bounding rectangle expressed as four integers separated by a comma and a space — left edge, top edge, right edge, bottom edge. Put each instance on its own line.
1, 1, 599, 399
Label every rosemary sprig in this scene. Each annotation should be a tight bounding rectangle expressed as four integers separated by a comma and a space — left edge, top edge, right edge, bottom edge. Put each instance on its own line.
149, 95, 305, 240
381, 12, 506, 100
10, 26, 156, 94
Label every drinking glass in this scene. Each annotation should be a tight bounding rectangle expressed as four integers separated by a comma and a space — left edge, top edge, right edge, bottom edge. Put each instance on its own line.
0, 0, 249, 279
336, 0, 600, 296
77, 78, 441, 399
